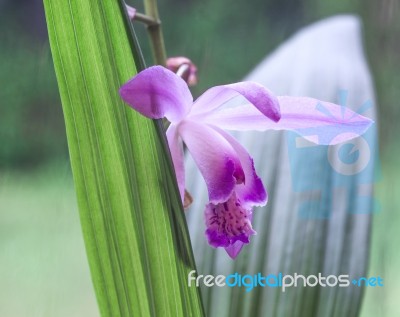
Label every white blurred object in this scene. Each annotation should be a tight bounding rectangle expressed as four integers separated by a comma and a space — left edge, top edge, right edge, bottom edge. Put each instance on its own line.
186, 15, 377, 317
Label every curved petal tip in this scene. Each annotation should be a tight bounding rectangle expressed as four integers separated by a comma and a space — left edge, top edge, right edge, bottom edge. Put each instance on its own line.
119, 66, 193, 123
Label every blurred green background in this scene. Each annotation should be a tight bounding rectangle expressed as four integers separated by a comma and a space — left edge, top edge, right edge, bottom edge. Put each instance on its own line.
0, 0, 399, 316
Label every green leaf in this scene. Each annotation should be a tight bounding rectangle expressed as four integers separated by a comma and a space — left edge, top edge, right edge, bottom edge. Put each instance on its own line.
42, 0, 204, 316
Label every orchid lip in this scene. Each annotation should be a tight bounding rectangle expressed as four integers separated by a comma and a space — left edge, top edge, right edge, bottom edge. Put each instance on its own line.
205, 192, 256, 257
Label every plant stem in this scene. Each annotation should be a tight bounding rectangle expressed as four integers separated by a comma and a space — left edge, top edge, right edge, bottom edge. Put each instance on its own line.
143, 0, 167, 66
133, 12, 160, 26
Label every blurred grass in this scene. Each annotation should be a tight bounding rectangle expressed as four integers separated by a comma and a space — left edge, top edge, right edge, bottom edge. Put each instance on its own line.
361, 149, 400, 317
0, 162, 98, 317
0, 38, 67, 168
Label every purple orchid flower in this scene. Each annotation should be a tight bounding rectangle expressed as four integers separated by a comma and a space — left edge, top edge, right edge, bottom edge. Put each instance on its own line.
119, 66, 373, 259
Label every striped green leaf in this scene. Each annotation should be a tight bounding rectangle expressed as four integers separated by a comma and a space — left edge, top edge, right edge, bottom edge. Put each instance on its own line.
43, 0, 204, 316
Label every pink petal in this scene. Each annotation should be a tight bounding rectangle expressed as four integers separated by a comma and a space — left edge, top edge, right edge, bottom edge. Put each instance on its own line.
203, 96, 373, 145
190, 82, 281, 122
179, 121, 243, 204
119, 66, 193, 123
225, 241, 245, 259
126, 5, 136, 20
166, 125, 185, 202
224, 210, 256, 259
214, 128, 267, 206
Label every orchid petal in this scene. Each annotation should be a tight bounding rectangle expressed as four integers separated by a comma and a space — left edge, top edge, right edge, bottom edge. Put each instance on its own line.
179, 120, 243, 204
119, 66, 193, 123
166, 124, 185, 202
190, 82, 281, 122
203, 96, 373, 145
225, 241, 245, 259
214, 128, 268, 206
126, 5, 136, 20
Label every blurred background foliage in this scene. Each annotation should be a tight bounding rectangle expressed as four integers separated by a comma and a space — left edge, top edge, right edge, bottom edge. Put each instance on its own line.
1, 0, 399, 168
0, 0, 399, 316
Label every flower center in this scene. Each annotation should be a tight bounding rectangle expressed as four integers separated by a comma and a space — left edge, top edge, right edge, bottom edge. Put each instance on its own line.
205, 193, 255, 248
